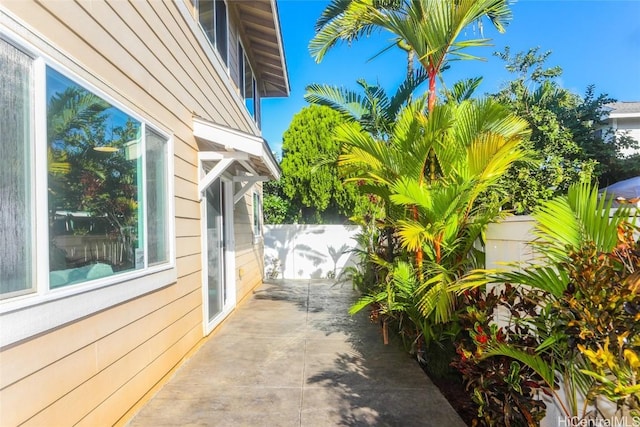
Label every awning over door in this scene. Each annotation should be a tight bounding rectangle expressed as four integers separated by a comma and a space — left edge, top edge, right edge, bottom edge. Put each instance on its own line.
194, 117, 281, 203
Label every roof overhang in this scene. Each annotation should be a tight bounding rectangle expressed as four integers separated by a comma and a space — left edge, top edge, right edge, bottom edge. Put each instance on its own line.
606, 102, 640, 119
229, 0, 290, 97
609, 112, 640, 119
193, 117, 281, 181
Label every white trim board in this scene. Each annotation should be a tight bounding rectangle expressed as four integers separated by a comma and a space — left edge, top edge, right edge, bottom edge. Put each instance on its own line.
193, 117, 280, 180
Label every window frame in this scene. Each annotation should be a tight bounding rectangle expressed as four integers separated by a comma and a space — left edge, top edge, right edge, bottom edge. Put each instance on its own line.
177, 1, 258, 134
252, 189, 263, 244
0, 32, 176, 347
195, 0, 230, 70
237, 39, 260, 127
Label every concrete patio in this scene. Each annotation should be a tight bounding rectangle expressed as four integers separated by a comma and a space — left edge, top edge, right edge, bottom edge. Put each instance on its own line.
127, 280, 466, 426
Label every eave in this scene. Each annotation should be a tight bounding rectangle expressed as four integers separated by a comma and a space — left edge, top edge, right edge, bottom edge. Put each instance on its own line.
229, 0, 290, 98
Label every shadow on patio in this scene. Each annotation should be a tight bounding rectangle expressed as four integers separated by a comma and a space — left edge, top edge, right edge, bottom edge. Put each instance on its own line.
127, 280, 465, 426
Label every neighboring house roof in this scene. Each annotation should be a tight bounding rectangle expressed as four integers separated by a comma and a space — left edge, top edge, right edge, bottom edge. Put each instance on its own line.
606, 101, 640, 118
230, 0, 290, 98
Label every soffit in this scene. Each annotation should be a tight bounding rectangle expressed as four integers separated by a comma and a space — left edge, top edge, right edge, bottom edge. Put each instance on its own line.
229, 0, 290, 98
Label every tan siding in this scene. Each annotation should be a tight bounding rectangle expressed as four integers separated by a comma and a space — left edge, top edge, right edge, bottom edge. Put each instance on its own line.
82, 325, 203, 427
175, 176, 199, 206
0, 280, 202, 426
176, 236, 201, 259
175, 196, 201, 220
0, 272, 200, 388
24, 305, 201, 426
3, 0, 254, 139
0, 0, 270, 423
235, 243, 264, 303
174, 139, 198, 167
1, 345, 97, 426
232, 186, 263, 302
174, 156, 197, 184
176, 252, 202, 279
176, 217, 201, 238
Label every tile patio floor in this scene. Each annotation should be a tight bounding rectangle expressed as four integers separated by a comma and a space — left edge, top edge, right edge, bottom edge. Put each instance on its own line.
127, 280, 466, 427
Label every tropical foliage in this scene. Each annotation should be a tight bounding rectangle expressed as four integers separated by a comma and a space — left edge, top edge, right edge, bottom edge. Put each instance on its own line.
262, 179, 298, 224
452, 284, 549, 426
470, 184, 640, 422
339, 97, 531, 323
296, 1, 640, 424
278, 104, 371, 223
310, 0, 512, 110
489, 47, 640, 213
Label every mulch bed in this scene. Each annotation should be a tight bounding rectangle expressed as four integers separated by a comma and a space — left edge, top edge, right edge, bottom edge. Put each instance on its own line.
422, 366, 477, 426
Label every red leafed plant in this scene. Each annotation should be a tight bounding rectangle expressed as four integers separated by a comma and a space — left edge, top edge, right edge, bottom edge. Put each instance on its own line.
451, 285, 550, 426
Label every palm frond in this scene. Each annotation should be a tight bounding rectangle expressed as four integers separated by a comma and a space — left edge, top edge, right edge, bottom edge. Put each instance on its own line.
443, 77, 483, 104
314, 0, 355, 32
497, 267, 569, 298
482, 343, 556, 388
388, 67, 429, 116
532, 183, 632, 261
567, 182, 631, 253
304, 84, 368, 121
416, 271, 455, 323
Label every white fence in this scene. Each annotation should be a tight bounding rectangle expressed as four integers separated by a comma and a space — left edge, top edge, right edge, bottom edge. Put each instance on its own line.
263, 224, 360, 280
264, 218, 540, 281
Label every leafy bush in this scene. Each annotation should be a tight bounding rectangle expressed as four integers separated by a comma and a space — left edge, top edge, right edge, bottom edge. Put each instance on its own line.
452, 285, 549, 426
559, 226, 640, 416
484, 184, 640, 421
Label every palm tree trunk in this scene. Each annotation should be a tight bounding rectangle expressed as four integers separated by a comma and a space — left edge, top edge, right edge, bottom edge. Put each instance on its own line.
415, 66, 439, 280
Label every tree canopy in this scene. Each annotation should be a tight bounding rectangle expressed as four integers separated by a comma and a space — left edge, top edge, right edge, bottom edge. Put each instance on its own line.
278, 104, 369, 223
489, 47, 639, 213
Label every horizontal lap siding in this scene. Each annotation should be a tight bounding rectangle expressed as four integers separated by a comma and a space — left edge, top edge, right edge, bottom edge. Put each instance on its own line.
234, 189, 264, 302
0, 272, 203, 426
0, 0, 261, 425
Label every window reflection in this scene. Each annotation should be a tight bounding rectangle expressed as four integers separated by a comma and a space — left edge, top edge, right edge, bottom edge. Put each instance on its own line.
47, 67, 143, 287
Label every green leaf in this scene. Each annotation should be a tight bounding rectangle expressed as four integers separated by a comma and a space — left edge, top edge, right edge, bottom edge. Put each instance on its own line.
482, 343, 556, 388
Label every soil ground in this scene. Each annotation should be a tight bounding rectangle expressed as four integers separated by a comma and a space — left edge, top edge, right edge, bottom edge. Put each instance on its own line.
424, 368, 477, 426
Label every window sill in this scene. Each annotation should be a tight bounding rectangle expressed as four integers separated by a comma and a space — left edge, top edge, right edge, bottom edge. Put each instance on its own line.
0, 265, 177, 347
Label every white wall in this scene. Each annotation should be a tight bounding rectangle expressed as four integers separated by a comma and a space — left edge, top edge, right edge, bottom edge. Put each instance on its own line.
263, 225, 360, 280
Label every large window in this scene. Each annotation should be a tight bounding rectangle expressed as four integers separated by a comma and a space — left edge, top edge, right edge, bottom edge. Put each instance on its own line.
198, 0, 228, 65
0, 38, 171, 298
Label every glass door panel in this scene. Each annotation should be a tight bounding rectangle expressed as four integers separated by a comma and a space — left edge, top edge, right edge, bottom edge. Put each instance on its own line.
205, 178, 225, 321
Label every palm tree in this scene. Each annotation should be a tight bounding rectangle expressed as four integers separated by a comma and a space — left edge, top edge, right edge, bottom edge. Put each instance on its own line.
311, 0, 512, 275
304, 68, 428, 140
310, 0, 512, 112
342, 97, 532, 323
305, 71, 429, 262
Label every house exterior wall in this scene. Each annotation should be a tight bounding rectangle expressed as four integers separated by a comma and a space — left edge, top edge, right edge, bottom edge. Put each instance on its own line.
235, 188, 265, 301
0, 0, 273, 425
611, 116, 640, 157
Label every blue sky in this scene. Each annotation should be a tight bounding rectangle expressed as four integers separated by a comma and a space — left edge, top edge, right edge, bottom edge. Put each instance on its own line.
262, 0, 640, 156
